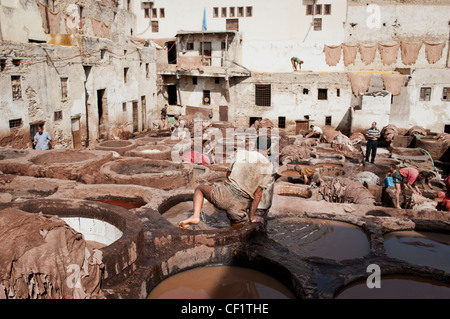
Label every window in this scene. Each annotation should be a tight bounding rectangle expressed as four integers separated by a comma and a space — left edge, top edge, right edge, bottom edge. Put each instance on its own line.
443, 87, 450, 101
315, 4, 322, 15
445, 124, 450, 134
101, 49, 106, 59
9, 118, 22, 129
255, 84, 271, 106
152, 21, 159, 32
325, 116, 332, 126
314, 18, 322, 31
215, 77, 220, 84
324, 4, 332, 15
144, 8, 150, 18
124, 68, 129, 83
12, 59, 20, 67
11, 75, 21, 100
145, 63, 149, 78
278, 116, 286, 129
226, 19, 239, 32
246, 6, 253, 17
159, 8, 165, 18
61, 77, 68, 99
336, 88, 340, 97
186, 42, 194, 50
229, 7, 235, 17
213, 7, 219, 18
303, 88, 309, 95
193, 77, 197, 85
306, 5, 313, 15
54, 111, 63, 121
203, 90, 211, 105
221, 7, 227, 17
238, 7, 244, 17
420, 87, 431, 101
152, 8, 157, 18
318, 88, 328, 100
122, 102, 127, 112
0, 59, 6, 71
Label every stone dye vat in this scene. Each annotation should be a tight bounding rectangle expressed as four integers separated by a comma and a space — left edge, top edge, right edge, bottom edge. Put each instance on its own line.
158, 193, 230, 229
390, 147, 429, 162
0, 199, 144, 282
94, 139, 138, 155
100, 158, 194, 190
147, 265, 296, 299
416, 136, 450, 162
0, 149, 113, 181
124, 145, 172, 160
266, 217, 371, 260
335, 275, 450, 299
274, 182, 312, 198
384, 230, 450, 273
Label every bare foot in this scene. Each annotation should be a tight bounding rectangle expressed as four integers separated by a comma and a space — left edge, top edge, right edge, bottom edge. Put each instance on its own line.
178, 217, 200, 229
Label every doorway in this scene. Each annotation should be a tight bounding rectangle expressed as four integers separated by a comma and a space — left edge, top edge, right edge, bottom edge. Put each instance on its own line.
167, 41, 177, 64
71, 117, 82, 149
141, 96, 147, 131
167, 85, 177, 105
249, 117, 262, 127
97, 89, 107, 139
219, 105, 228, 122
200, 41, 212, 66
132, 101, 139, 133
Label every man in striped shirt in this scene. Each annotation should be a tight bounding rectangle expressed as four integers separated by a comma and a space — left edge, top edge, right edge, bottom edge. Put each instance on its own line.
365, 122, 381, 164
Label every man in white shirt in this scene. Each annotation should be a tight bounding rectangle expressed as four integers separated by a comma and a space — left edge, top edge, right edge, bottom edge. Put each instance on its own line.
33, 124, 53, 150
178, 135, 274, 229
305, 125, 323, 139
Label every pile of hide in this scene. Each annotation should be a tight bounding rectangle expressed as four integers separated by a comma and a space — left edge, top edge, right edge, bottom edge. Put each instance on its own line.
349, 132, 366, 145
407, 126, 427, 137
352, 171, 381, 186
331, 134, 356, 156
381, 124, 399, 143
279, 144, 311, 165
319, 177, 375, 205
0, 208, 104, 299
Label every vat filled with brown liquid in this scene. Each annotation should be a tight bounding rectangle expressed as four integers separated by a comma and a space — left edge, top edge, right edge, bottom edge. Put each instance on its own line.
147, 265, 296, 299
384, 230, 450, 273
267, 217, 370, 260
335, 275, 450, 299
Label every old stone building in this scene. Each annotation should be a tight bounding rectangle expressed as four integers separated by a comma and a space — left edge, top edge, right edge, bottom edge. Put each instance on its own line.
0, 0, 157, 149
0, 0, 449, 149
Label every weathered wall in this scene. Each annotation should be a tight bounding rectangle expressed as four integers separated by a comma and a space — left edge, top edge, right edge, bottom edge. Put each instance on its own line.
227, 72, 353, 134
0, 39, 157, 149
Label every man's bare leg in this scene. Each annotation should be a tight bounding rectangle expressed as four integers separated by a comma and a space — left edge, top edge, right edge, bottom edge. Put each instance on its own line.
179, 185, 214, 229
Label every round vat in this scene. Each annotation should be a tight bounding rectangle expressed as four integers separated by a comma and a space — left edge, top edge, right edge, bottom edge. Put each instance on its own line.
100, 158, 193, 190
192, 164, 211, 181
89, 196, 147, 210
30, 150, 96, 165
124, 145, 172, 160
274, 183, 312, 198
416, 136, 449, 161
95, 140, 137, 155
0, 199, 144, 282
134, 136, 168, 146
159, 195, 230, 229
314, 162, 344, 169
266, 217, 370, 260
384, 230, 450, 273
335, 275, 450, 299
147, 265, 296, 299
0, 149, 29, 160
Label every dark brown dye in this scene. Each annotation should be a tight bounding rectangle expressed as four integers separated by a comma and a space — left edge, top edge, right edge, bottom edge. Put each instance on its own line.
162, 200, 230, 228
147, 265, 296, 299
384, 231, 450, 273
315, 163, 343, 168
94, 198, 146, 209
99, 140, 132, 147
267, 217, 370, 260
280, 170, 300, 177
336, 275, 450, 299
